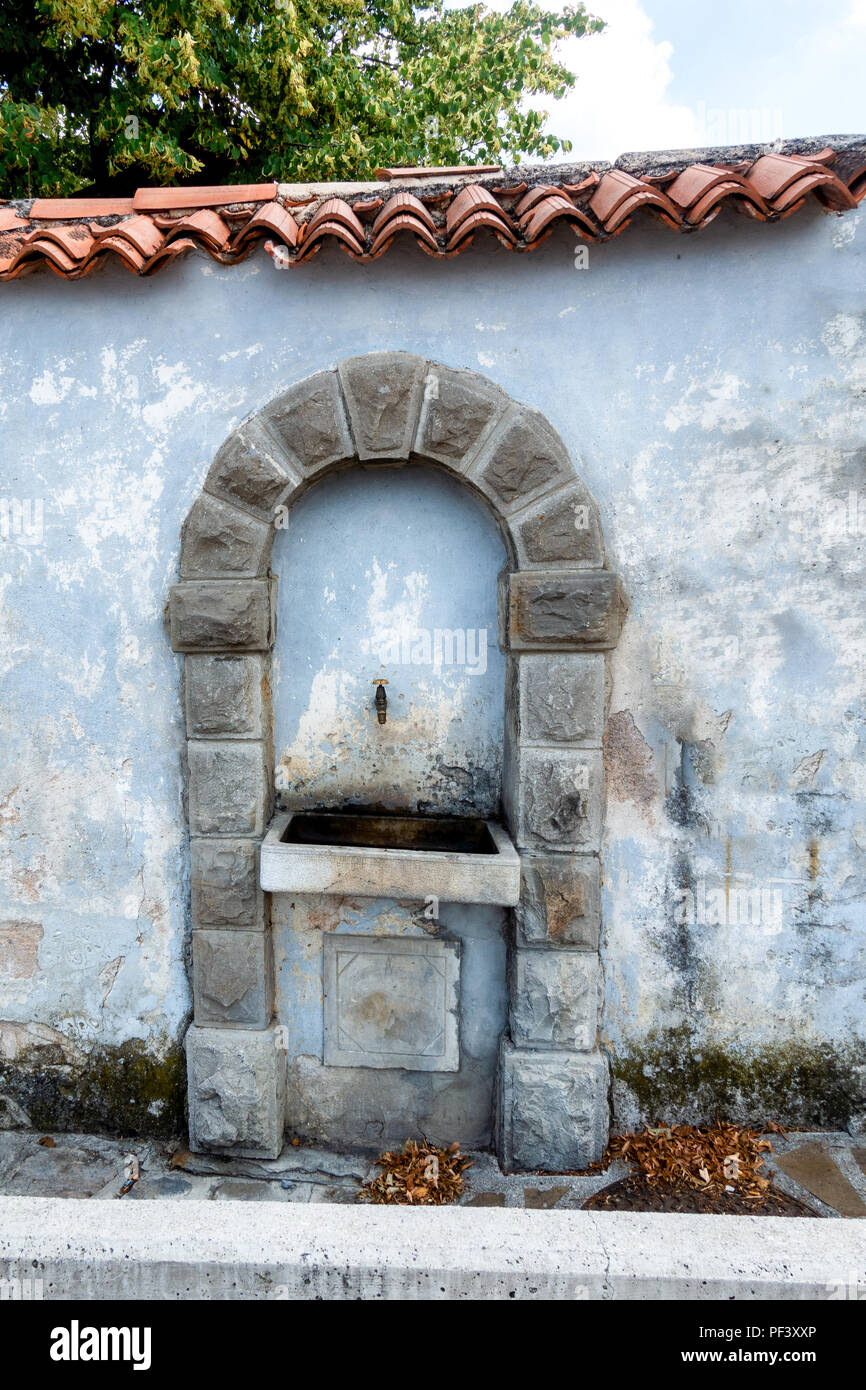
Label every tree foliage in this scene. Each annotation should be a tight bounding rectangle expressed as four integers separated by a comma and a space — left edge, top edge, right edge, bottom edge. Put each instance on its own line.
0, 0, 603, 196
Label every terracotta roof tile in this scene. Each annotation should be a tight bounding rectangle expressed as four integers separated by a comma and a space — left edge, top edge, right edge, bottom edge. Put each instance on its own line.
304, 197, 366, 242
132, 183, 276, 211
666, 164, 770, 224
589, 169, 680, 232
142, 237, 201, 275
232, 201, 299, 250
92, 213, 164, 259
514, 184, 563, 218
29, 196, 135, 218
371, 191, 437, 237
445, 184, 508, 237
162, 209, 232, 252
370, 213, 440, 258
299, 217, 366, 261
1, 143, 862, 281
446, 206, 517, 251
0, 209, 29, 232
521, 193, 598, 244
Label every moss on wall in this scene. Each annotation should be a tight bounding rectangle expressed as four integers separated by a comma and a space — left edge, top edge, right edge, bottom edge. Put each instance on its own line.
611, 1025, 865, 1131
0, 1037, 186, 1137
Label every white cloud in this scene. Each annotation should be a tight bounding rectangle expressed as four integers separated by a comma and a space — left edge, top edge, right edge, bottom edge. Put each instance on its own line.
543, 0, 702, 160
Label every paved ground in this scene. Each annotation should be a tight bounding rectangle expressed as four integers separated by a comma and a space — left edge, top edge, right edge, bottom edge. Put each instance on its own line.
1, 1128, 864, 1215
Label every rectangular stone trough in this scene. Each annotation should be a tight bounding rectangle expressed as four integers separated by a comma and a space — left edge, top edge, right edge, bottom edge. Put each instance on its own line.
260, 811, 520, 905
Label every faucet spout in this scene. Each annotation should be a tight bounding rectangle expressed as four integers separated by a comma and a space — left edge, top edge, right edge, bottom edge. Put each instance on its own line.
373, 679, 388, 724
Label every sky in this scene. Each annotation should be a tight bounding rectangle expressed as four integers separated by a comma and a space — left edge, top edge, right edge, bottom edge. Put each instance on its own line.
483, 0, 866, 161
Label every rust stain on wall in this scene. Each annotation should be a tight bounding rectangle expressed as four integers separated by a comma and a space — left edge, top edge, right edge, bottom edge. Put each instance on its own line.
0, 921, 43, 979
603, 710, 657, 816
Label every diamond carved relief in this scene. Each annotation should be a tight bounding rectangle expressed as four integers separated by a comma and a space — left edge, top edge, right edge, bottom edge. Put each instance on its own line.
323, 934, 459, 1071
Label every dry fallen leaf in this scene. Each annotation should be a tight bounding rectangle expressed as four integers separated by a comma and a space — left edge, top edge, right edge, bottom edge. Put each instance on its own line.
601, 1120, 776, 1198
358, 1138, 472, 1206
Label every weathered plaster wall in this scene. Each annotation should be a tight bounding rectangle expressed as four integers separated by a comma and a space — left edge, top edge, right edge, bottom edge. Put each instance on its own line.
271, 464, 506, 816
1, 201, 864, 1133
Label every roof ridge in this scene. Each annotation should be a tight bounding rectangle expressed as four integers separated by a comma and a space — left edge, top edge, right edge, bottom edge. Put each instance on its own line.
2, 140, 864, 282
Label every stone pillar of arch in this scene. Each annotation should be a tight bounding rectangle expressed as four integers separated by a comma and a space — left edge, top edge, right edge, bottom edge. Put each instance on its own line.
169, 352, 625, 1172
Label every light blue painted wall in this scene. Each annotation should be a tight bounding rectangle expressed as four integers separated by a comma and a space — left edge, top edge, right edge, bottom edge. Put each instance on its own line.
271, 464, 507, 816
0, 203, 863, 1124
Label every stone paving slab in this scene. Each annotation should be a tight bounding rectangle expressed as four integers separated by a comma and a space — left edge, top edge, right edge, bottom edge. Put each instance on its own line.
771, 1143, 866, 1218
177, 1142, 368, 1185
1, 1128, 865, 1215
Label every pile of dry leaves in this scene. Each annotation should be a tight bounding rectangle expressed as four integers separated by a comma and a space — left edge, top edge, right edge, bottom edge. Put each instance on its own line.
357, 1138, 472, 1205
602, 1120, 784, 1199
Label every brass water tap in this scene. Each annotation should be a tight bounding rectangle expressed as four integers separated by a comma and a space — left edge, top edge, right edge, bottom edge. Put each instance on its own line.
373, 679, 388, 724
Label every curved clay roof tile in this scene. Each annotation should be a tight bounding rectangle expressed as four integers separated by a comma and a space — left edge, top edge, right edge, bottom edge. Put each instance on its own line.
371, 191, 437, 237
369, 214, 440, 258
305, 198, 365, 242
771, 170, 857, 216
232, 202, 299, 250
300, 218, 367, 259
514, 184, 563, 219
92, 214, 164, 259
163, 209, 232, 252
446, 206, 517, 251
445, 185, 509, 236
685, 179, 770, 226
522, 194, 599, 244
745, 153, 827, 201
590, 169, 682, 232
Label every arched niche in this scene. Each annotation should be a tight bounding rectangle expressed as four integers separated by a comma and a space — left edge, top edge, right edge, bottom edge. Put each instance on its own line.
169, 352, 625, 1172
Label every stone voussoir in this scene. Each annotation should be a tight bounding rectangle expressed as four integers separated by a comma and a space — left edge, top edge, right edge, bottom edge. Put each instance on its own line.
338, 352, 428, 460
205, 417, 302, 522
260, 369, 354, 476
187, 739, 271, 837
513, 482, 605, 569
504, 570, 625, 651
169, 578, 275, 652
510, 949, 599, 1051
180, 492, 273, 579
186, 1022, 288, 1159
184, 653, 267, 739
193, 928, 274, 1029
468, 406, 574, 516
414, 364, 509, 469
191, 837, 267, 931
498, 1040, 609, 1173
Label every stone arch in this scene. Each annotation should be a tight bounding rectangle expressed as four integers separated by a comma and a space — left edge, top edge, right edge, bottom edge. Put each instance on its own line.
169, 352, 625, 1171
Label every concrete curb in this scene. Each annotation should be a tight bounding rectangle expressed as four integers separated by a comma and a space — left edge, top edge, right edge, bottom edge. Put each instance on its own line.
1, 1197, 865, 1300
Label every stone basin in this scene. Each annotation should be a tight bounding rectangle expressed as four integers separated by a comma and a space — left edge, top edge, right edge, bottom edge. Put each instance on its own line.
260, 810, 520, 904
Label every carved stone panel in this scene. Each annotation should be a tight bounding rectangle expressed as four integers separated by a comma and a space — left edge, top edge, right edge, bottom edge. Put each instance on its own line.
323, 934, 459, 1071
